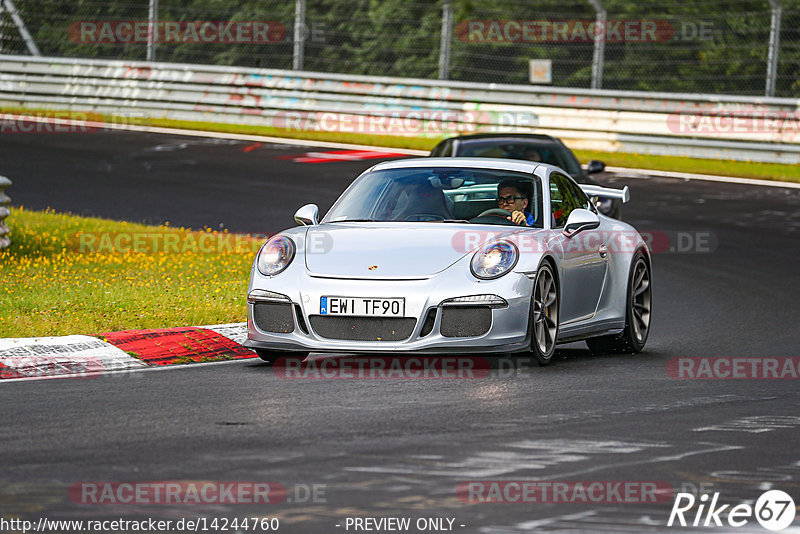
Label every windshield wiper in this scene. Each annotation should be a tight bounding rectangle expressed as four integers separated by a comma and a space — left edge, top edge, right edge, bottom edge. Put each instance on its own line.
331, 218, 376, 222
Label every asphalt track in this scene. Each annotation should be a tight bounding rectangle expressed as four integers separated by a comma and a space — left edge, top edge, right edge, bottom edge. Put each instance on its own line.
1, 130, 800, 533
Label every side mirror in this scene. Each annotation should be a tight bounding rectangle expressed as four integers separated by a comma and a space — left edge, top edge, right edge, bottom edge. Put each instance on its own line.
586, 160, 605, 174
294, 204, 319, 226
562, 208, 600, 238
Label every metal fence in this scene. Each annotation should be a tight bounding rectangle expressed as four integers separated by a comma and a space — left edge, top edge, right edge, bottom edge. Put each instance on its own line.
0, 0, 797, 98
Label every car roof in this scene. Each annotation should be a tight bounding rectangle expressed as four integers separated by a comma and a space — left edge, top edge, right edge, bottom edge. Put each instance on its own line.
443, 133, 561, 143
370, 157, 545, 174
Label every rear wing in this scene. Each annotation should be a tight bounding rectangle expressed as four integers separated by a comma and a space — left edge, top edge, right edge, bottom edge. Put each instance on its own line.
580, 184, 630, 204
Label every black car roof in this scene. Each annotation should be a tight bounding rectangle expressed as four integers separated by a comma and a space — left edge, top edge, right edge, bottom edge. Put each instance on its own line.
447, 133, 561, 144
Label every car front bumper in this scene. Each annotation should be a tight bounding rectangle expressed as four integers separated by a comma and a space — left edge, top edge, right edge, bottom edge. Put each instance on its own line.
244, 270, 535, 354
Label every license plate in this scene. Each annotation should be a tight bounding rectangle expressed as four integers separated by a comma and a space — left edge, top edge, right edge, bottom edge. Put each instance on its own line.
320, 296, 405, 317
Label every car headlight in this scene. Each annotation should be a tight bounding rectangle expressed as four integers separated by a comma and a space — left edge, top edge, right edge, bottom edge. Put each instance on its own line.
470, 241, 518, 280
257, 235, 296, 276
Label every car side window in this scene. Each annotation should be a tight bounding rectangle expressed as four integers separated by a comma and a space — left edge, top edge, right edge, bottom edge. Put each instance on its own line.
550, 173, 591, 227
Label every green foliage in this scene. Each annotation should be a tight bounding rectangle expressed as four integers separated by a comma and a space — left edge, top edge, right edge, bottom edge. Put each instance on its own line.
2, 0, 798, 95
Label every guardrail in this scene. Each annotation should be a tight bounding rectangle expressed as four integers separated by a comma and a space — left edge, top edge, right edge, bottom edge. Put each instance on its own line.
0, 176, 11, 250
1, 54, 798, 164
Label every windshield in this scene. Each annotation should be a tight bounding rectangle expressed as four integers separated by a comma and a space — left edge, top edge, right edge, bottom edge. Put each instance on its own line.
323, 167, 543, 227
456, 140, 583, 177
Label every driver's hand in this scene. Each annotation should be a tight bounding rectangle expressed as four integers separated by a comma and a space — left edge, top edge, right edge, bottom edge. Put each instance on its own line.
507, 210, 528, 226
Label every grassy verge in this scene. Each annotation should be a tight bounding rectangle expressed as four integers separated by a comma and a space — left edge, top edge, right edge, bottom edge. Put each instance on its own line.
3, 107, 799, 182
140, 117, 440, 152
0, 107, 437, 152
0, 207, 260, 338
572, 149, 800, 183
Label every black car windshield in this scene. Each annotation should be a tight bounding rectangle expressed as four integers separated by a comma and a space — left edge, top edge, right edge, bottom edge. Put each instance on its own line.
323, 167, 543, 227
456, 139, 582, 177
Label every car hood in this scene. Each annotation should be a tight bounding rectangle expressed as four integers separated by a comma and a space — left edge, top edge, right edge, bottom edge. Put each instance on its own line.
304, 222, 524, 278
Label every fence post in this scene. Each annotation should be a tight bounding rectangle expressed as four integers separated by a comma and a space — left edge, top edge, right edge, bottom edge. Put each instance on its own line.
0, 1, 4, 54
0, 176, 11, 250
438, 0, 453, 80
587, 0, 606, 89
765, 0, 782, 97
3, 0, 40, 56
147, 0, 158, 61
293, 0, 306, 70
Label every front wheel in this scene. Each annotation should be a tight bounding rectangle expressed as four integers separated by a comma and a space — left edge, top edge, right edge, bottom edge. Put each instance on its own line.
528, 263, 559, 365
256, 349, 309, 364
586, 252, 652, 355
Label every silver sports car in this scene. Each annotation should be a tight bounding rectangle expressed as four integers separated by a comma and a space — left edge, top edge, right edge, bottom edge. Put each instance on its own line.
243, 158, 652, 365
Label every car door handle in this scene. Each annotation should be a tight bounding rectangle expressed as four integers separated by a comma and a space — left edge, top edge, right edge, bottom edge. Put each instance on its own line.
598, 244, 608, 258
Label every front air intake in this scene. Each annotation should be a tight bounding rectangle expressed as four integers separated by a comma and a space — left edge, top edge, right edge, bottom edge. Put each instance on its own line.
294, 304, 309, 334
419, 308, 438, 337
253, 302, 295, 333
309, 316, 416, 341
440, 306, 491, 338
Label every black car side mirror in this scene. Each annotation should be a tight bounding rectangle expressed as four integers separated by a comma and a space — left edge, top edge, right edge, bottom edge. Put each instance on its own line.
586, 160, 606, 174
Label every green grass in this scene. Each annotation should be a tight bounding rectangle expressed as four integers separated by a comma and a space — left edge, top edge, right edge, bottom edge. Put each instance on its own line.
145, 117, 441, 152
572, 150, 800, 183
0, 207, 261, 338
4, 106, 799, 182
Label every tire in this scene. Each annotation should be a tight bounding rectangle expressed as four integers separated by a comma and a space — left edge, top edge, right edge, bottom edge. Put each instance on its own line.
255, 349, 308, 364
586, 252, 652, 355
528, 262, 559, 365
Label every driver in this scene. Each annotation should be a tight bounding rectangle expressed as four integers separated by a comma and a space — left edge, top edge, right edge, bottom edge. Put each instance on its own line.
497, 181, 535, 227
522, 147, 542, 162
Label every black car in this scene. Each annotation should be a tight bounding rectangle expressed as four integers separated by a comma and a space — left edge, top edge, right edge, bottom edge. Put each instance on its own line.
429, 133, 620, 218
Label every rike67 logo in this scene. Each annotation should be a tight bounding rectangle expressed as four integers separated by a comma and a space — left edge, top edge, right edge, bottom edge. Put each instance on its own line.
668, 490, 796, 531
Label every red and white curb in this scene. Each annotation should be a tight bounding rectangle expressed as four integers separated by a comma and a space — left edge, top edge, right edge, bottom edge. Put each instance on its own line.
0, 323, 253, 381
